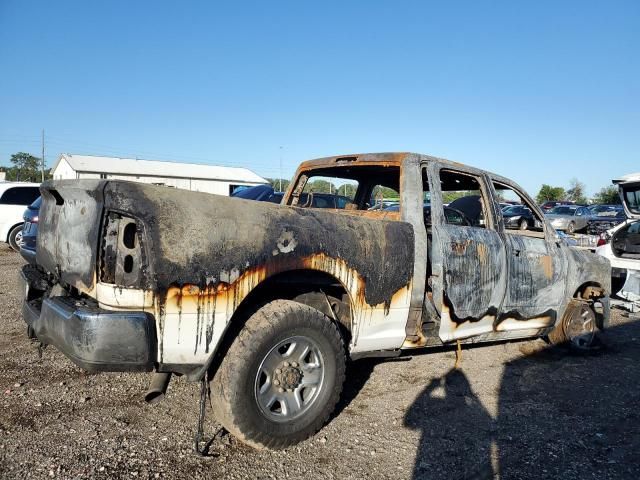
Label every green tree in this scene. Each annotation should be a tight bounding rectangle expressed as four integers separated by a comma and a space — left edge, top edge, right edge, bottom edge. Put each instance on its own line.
592, 186, 621, 205
535, 184, 566, 204
306, 179, 335, 194
440, 190, 484, 204
566, 178, 587, 204
267, 177, 290, 192
4, 152, 43, 182
371, 185, 399, 199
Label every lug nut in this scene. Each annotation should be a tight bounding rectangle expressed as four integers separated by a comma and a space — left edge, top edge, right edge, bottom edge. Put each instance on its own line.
291, 362, 298, 367
283, 361, 289, 367
275, 369, 281, 374
278, 388, 285, 393
274, 380, 280, 386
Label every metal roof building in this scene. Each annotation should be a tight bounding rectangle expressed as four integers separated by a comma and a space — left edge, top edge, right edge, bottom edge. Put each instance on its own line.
51, 153, 267, 196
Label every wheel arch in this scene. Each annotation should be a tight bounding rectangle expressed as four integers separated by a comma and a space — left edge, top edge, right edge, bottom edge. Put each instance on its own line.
5, 221, 23, 243
573, 281, 606, 300
187, 267, 353, 382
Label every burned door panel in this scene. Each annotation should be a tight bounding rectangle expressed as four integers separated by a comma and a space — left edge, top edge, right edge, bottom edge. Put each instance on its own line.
426, 165, 508, 342
503, 234, 566, 314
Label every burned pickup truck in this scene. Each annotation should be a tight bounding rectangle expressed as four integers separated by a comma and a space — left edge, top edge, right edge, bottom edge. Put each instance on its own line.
21, 152, 610, 449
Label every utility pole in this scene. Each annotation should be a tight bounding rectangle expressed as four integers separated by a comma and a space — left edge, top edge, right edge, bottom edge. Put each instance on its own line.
41, 129, 45, 182
278, 146, 283, 192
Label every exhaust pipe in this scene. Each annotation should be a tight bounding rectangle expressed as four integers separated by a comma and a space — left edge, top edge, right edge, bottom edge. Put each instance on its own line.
145, 372, 172, 404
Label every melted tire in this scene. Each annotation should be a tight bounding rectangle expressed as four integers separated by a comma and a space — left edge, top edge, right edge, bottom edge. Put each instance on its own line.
210, 299, 346, 449
548, 301, 597, 351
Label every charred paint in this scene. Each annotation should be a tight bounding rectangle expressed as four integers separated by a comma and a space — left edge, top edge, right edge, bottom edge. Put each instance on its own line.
101, 180, 414, 309
33, 152, 612, 372
539, 255, 553, 279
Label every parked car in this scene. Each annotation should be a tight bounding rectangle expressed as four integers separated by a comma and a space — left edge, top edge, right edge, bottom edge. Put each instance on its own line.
231, 184, 352, 209
385, 203, 471, 226
501, 204, 538, 230
545, 205, 591, 234
540, 200, 575, 213
231, 184, 283, 203
19, 196, 41, 264
499, 202, 519, 211
0, 182, 41, 250
297, 192, 353, 209
21, 153, 609, 450
596, 172, 640, 293
587, 204, 621, 215
587, 206, 626, 235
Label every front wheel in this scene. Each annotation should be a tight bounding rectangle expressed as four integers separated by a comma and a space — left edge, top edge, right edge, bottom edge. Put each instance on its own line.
8, 224, 24, 251
566, 221, 576, 234
210, 300, 346, 449
548, 301, 597, 351
519, 218, 528, 230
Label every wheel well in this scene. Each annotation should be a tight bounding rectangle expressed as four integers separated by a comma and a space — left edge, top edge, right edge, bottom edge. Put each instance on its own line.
574, 282, 606, 300
6, 222, 23, 242
198, 269, 352, 381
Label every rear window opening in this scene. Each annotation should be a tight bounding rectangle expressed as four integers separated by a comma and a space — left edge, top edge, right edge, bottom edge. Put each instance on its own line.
288, 165, 400, 212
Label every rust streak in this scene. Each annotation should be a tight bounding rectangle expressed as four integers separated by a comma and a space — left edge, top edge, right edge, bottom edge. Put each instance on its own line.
539, 255, 553, 279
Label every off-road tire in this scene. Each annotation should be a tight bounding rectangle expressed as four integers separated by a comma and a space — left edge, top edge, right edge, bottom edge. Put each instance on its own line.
519, 218, 528, 230
8, 224, 24, 251
210, 299, 346, 449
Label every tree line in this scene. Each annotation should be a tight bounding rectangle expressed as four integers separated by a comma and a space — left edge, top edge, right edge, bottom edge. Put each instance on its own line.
0, 152, 51, 182
535, 177, 620, 205
269, 176, 621, 206
1, 152, 621, 206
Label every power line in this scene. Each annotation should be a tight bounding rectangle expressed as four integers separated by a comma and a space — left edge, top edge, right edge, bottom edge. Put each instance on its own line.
41, 129, 45, 182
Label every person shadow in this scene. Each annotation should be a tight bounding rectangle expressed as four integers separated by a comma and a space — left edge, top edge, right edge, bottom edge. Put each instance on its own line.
403, 316, 640, 480
404, 367, 497, 480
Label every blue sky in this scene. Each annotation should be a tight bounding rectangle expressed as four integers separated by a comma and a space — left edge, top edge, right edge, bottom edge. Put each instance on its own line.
1, 1, 638, 197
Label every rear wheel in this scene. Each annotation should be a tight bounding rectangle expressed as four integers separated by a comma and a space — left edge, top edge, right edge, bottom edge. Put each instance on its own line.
548, 301, 597, 351
8, 224, 24, 251
210, 299, 346, 449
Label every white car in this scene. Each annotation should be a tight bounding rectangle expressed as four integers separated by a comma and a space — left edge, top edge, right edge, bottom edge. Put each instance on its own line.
0, 182, 41, 250
596, 172, 640, 293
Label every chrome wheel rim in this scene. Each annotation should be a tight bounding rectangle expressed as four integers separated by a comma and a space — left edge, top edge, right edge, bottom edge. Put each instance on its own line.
566, 305, 596, 349
15, 230, 24, 248
254, 335, 325, 422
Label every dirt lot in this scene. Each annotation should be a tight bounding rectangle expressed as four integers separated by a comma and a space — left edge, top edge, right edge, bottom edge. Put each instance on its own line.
1, 245, 639, 479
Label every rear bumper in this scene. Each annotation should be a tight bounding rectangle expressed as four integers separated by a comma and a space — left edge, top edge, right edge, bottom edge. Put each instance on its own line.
19, 246, 37, 264
21, 268, 156, 372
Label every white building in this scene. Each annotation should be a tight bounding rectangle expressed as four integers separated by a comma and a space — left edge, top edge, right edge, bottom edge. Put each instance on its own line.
51, 153, 267, 196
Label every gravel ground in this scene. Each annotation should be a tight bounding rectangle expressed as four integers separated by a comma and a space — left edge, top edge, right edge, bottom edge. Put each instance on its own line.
1, 244, 639, 479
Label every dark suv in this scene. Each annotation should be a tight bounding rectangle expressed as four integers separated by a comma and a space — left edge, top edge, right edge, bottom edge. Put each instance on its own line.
19, 196, 41, 263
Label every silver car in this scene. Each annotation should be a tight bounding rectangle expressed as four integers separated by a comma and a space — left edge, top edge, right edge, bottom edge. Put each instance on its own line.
545, 205, 590, 233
